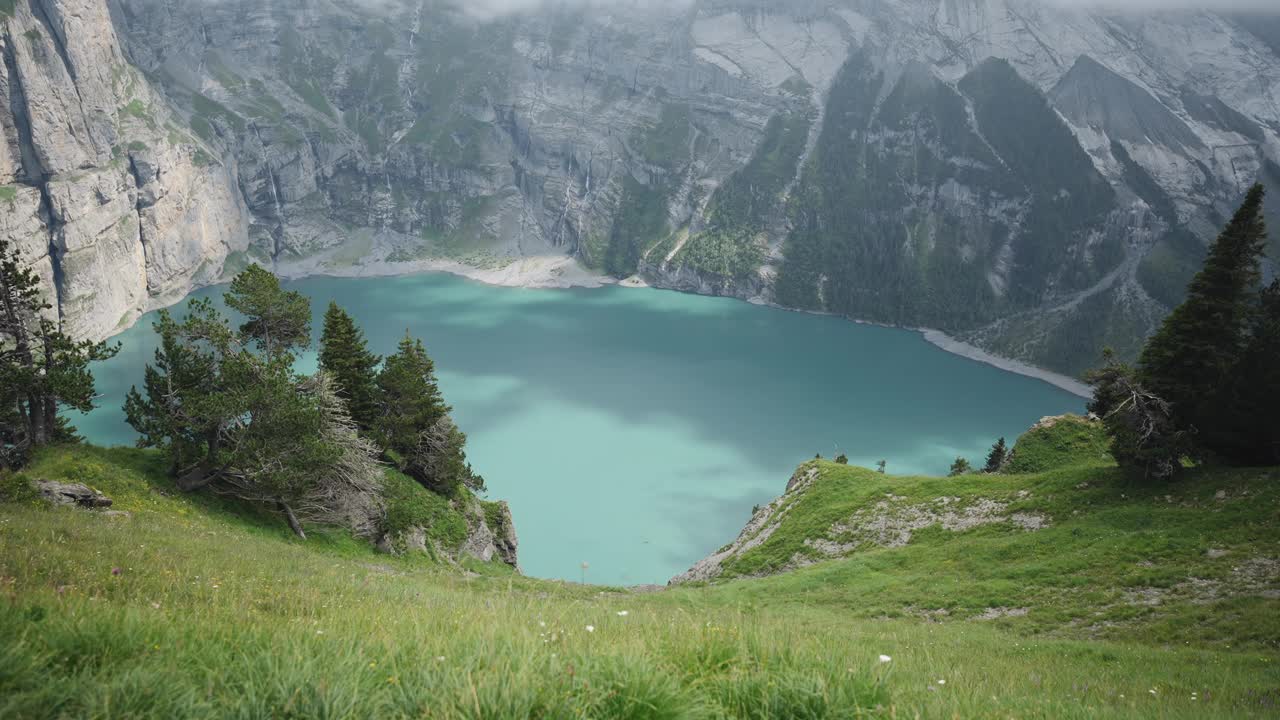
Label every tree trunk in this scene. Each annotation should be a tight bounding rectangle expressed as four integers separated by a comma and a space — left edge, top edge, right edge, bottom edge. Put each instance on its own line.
174, 429, 224, 491
175, 465, 218, 492
14, 397, 30, 442
41, 396, 57, 443
278, 500, 306, 539
41, 338, 57, 440
28, 391, 46, 446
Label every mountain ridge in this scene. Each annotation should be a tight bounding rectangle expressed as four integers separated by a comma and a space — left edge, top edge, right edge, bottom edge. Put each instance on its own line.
3, 0, 1279, 375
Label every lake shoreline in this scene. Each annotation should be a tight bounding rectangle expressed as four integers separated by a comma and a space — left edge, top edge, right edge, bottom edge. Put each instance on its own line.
85, 262, 1089, 584
120, 254, 1092, 400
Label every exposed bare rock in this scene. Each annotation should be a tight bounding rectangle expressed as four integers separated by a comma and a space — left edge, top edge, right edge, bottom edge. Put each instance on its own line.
976, 607, 1029, 621
36, 480, 113, 508
376, 496, 520, 572
670, 464, 819, 585
3, 0, 1280, 376
459, 497, 520, 570
672, 463, 1049, 585
0, 185, 54, 294
803, 496, 1049, 558
0, 0, 250, 342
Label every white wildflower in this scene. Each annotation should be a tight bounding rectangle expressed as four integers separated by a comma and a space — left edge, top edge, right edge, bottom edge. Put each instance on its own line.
878, 655, 892, 663
585, 625, 595, 633
616, 611, 629, 617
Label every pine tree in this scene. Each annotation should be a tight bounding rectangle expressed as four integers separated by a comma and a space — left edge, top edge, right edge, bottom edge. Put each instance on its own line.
1138, 184, 1268, 453
0, 236, 117, 467
124, 269, 381, 538
949, 457, 972, 476
319, 302, 381, 432
225, 264, 311, 359
1224, 279, 1280, 465
1086, 350, 1188, 480
1086, 349, 1129, 419
983, 438, 1008, 473
372, 332, 481, 495
374, 332, 450, 460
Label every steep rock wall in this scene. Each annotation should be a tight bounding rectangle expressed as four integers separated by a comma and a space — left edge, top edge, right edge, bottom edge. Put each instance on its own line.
0, 0, 250, 340
3, 0, 1280, 375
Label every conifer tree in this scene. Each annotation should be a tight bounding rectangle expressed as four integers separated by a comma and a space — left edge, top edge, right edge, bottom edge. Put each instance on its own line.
371, 332, 483, 495
225, 264, 311, 359
1138, 184, 1267, 450
374, 332, 450, 459
983, 438, 1008, 473
1087, 350, 1188, 480
949, 457, 972, 476
1224, 279, 1280, 465
0, 236, 117, 466
319, 302, 381, 431
124, 267, 381, 537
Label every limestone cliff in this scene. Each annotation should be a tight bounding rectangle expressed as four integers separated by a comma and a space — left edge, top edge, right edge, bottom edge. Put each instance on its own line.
5, 0, 1280, 375
0, 0, 249, 340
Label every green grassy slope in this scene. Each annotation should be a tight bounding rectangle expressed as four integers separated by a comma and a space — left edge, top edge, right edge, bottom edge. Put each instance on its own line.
2, 434, 1279, 718
698, 418, 1280, 651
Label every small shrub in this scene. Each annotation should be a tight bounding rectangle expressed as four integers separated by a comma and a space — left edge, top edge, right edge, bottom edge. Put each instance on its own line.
983, 437, 1009, 473
380, 469, 467, 548
0, 470, 38, 504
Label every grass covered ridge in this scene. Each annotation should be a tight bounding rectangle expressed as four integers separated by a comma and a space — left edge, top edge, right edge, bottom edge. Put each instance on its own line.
697, 418, 1280, 654
1, 433, 1279, 718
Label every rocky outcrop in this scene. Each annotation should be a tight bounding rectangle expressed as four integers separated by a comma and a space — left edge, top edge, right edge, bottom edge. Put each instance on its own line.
460, 498, 520, 570
671, 464, 821, 585
376, 495, 520, 571
1, 0, 250, 341
36, 480, 112, 508
671, 461, 1052, 585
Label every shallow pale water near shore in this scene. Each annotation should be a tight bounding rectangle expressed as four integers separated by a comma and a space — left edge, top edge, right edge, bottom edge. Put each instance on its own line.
74, 273, 1083, 585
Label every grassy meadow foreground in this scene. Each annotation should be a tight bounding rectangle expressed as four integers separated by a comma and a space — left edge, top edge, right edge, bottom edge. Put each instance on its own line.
2, 424, 1278, 719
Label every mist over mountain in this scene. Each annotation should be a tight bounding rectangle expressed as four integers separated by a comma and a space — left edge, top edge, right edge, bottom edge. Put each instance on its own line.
2, 0, 1279, 375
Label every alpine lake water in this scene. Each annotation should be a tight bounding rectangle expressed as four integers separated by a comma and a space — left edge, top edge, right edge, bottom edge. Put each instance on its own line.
73, 273, 1084, 586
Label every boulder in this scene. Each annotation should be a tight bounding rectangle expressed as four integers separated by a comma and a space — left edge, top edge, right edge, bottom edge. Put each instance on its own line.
36, 481, 113, 509
459, 498, 520, 570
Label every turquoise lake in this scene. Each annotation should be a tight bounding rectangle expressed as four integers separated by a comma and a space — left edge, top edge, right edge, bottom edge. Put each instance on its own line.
74, 273, 1084, 586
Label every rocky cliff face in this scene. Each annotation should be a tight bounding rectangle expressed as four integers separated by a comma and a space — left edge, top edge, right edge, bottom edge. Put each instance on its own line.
4, 0, 1280, 374
1, 0, 249, 340
376, 495, 520, 571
